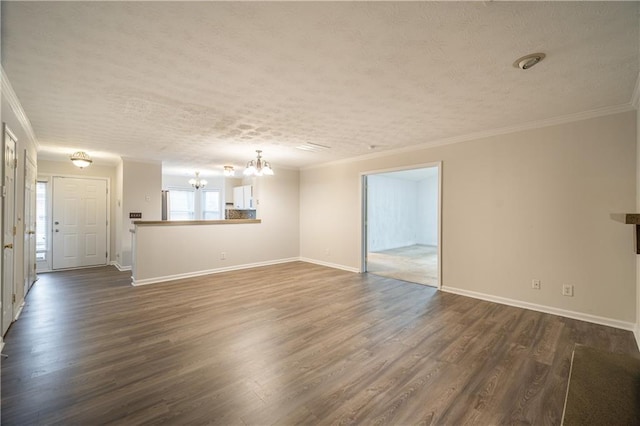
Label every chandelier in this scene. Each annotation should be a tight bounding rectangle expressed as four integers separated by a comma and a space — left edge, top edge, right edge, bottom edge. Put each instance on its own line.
70, 151, 93, 168
223, 166, 235, 177
188, 172, 207, 189
243, 150, 274, 176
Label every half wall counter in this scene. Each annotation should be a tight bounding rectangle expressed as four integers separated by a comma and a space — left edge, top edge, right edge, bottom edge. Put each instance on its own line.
131, 219, 299, 285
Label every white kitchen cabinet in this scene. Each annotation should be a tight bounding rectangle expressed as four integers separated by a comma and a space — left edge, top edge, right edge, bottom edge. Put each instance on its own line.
233, 185, 253, 209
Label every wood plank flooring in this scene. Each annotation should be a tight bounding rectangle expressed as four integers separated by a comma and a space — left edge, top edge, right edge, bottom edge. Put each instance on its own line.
1, 262, 637, 425
367, 244, 438, 286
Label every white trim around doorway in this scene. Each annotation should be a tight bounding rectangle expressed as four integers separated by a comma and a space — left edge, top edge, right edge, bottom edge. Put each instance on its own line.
36, 173, 111, 272
359, 161, 443, 289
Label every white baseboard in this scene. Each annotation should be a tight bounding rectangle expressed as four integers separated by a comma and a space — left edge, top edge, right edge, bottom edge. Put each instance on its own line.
131, 258, 300, 286
111, 262, 132, 272
298, 257, 360, 273
441, 286, 635, 332
13, 301, 25, 321
634, 324, 640, 350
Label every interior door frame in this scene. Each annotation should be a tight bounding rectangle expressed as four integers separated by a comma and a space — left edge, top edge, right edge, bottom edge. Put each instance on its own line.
24, 150, 37, 294
359, 161, 443, 289
2, 123, 17, 333
41, 173, 111, 271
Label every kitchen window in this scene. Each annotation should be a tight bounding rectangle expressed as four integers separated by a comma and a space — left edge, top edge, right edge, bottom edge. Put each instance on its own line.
167, 188, 221, 220
168, 189, 195, 220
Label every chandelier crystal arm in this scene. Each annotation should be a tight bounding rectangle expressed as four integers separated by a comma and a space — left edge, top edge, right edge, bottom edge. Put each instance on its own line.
243, 150, 274, 177
189, 172, 207, 189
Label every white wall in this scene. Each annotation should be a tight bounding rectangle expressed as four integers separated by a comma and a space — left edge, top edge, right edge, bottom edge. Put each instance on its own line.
115, 160, 123, 269
300, 111, 637, 325
366, 169, 439, 251
367, 175, 418, 251
250, 168, 299, 246
225, 177, 243, 204
118, 159, 162, 268
417, 174, 439, 246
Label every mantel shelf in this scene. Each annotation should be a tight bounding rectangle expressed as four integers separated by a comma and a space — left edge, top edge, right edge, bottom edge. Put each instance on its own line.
610, 213, 640, 225
611, 214, 640, 254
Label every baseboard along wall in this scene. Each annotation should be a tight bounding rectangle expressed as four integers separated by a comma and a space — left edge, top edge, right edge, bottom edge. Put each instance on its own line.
441, 286, 635, 332
131, 257, 300, 286
298, 257, 360, 273
111, 262, 132, 272
124, 254, 634, 334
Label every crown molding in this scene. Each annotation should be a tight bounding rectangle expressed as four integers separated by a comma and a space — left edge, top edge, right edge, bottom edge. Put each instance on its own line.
632, 71, 640, 109
1, 66, 40, 150
303, 103, 635, 171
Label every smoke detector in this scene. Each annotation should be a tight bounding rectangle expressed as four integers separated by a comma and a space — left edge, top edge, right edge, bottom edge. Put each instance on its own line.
513, 53, 546, 70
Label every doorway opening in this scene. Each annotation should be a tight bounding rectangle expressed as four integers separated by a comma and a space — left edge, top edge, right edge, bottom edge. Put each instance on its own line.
362, 164, 441, 287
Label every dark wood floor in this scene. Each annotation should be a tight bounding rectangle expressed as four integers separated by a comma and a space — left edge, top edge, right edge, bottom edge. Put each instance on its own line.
1, 263, 637, 425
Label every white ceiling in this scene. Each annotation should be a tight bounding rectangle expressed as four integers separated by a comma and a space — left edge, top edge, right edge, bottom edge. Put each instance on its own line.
2, 2, 638, 177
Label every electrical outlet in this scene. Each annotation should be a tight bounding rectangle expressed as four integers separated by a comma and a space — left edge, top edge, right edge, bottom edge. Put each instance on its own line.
221, 252, 226, 260
562, 284, 574, 297
325, 249, 330, 256
532, 279, 541, 290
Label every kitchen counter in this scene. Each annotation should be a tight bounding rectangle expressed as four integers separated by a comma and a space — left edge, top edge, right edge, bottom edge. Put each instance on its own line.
134, 219, 260, 226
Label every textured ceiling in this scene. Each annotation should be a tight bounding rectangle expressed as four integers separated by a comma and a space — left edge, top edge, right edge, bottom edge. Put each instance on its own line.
2, 1, 638, 176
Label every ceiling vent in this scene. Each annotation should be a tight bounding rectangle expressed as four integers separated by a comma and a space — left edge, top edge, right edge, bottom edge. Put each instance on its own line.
296, 142, 331, 152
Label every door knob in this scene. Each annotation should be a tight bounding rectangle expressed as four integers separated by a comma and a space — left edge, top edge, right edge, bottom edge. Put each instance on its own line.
4, 243, 13, 249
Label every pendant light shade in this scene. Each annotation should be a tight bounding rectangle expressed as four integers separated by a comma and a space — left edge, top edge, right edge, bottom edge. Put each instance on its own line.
70, 151, 92, 168
188, 172, 207, 189
243, 150, 274, 177
223, 166, 235, 177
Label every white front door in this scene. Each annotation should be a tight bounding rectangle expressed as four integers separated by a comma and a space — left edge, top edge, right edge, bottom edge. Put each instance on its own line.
52, 177, 108, 270
24, 152, 37, 293
2, 125, 17, 335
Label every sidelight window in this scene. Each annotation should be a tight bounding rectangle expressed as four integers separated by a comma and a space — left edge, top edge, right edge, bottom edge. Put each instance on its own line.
36, 181, 47, 261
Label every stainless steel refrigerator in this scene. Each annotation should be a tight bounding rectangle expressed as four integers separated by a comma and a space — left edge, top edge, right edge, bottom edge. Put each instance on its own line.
161, 190, 169, 220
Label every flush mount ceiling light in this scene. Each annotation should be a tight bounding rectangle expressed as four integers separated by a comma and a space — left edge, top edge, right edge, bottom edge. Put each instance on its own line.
244, 150, 274, 176
70, 151, 93, 168
223, 166, 235, 177
188, 171, 207, 189
513, 52, 546, 70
